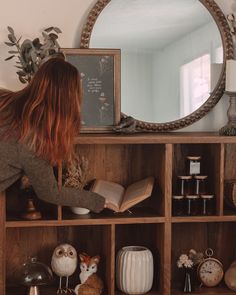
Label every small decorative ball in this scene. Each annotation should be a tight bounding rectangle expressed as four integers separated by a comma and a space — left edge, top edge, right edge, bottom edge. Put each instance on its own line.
225, 261, 236, 291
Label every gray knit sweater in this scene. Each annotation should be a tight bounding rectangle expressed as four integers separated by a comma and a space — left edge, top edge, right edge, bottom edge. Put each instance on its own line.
0, 138, 105, 213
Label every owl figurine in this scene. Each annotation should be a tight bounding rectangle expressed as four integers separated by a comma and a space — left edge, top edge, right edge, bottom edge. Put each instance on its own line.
51, 243, 78, 294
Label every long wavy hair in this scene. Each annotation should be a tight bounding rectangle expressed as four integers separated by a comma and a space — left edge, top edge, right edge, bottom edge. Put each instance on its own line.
0, 57, 82, 165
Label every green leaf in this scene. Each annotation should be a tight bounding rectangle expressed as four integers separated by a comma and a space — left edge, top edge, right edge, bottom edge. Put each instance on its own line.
17, 71, 27, 76
49, 33, 58, 40
15, 66, 24, 69
17, 36, 22, 43
53, 27, 62, 34
5, 55, 15, 61
8, 34, 16, 43
44, 26, 53, 32
18, 75, 27, 84
8, 50, 18, 54
42, 31, 48, 39
4, 42, 15, 46
7, 26, 15, 35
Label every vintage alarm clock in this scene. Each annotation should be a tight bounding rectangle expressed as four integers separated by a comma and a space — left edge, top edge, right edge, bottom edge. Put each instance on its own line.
197, 248, 224, 287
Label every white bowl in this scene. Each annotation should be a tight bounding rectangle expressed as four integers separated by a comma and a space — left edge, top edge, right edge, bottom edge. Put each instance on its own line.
70, 207, 90, 215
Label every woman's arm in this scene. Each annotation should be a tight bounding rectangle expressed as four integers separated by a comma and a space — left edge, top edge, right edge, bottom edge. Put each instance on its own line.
17, 143, 105, 213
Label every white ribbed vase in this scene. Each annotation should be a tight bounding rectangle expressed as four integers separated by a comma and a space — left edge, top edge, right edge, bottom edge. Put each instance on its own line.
116, 246, 154, 294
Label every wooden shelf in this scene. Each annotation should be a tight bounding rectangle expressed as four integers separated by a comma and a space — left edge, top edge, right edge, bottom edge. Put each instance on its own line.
6, 219, 61, 228
6, 212, 165, 228
75, 132, 236, 144
172, 287, 236, 294
7, 286, 59, 295
172, 215, 236, 223
2, 134, 236, 295
7, 286, 161, 295
62, 208, 165, 224
116, 290, 159, 295
224, 209, 236, 216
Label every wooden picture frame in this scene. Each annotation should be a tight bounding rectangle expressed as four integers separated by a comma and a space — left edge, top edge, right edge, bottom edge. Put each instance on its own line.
61, 48, 121, 133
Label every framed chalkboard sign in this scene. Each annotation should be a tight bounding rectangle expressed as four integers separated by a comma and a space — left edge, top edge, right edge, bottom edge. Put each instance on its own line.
61, 48, 121, 132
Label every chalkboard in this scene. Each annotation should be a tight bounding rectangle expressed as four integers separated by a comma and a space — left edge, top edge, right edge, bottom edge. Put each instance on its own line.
62, 49, 121, 132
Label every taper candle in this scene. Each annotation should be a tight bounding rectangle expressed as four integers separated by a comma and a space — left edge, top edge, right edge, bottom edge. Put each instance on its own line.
210, 63, 222, 92
226, 59, 236, 92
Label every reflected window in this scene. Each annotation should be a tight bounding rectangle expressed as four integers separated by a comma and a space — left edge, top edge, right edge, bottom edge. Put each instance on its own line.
180, 54, 210, 117
215, 46, 223, 63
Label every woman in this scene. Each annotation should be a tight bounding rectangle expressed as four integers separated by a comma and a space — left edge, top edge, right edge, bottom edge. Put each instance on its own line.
0, 57, 105, 213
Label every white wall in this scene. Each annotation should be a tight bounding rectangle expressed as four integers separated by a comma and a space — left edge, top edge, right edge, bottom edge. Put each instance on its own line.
184, 0, 235, 131
121, 49, 155, 120
0, 0, 97, 90
0, 0, 234, 131
152, 20, 222, 122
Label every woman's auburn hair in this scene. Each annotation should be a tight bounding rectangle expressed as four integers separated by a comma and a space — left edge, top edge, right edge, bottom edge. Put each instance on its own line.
0, 57, 82, 165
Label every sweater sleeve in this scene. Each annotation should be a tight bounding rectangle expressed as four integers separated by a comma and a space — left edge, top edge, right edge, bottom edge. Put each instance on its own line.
17, 144, 105, 213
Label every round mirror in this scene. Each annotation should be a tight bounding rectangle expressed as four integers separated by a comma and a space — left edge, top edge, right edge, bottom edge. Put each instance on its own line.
80, 0, 233, 131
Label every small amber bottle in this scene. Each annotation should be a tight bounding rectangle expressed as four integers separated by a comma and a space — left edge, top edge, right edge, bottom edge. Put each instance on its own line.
200, 194, 215, 215
194, 175, 208, 195
177, 175, 193, 195
185, 195, 200, 216
172, 195, 185, 216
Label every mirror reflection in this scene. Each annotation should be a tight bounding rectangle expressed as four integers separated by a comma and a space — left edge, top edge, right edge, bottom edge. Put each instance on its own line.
90, 0, 223, 123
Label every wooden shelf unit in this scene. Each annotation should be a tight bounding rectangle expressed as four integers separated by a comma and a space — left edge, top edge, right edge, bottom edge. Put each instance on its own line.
1, 133, 236, 295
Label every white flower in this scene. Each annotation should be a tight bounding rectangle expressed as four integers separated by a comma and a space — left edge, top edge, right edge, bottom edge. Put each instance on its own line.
184, 259, 193, 268
177, 260, 183, 268
177, 254, 193, 269
189, 249, 197, 255
179, 254, 189, 263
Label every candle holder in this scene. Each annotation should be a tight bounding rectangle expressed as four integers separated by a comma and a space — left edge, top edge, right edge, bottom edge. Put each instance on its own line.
219, 91, 236, 135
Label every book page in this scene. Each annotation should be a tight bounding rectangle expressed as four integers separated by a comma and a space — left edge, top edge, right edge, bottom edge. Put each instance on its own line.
91, 180, 125, 212
120, 177, 154, 212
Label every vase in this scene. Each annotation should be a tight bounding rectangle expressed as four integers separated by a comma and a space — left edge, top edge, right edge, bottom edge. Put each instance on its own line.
183, 268, 193, 293
70, 207, 90, 215
116, 246, 154, 294
224, 260, 236, 291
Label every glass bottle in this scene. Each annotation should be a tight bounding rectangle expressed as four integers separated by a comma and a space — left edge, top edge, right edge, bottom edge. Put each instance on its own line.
172, 195, 185, 216
194, 175, 208, 195
177, 176, 193, 195
200, 194, 215, 215
185, 195, 200, 216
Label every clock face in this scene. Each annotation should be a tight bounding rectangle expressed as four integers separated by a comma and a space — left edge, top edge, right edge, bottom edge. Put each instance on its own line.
198, 259, 224, 287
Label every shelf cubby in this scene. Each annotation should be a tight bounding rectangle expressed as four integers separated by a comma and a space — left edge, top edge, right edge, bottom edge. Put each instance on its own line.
6, 225, 113, 294
74, 143, 167, 217
172, 144, 221, 215
172, 222, 236, 294
5, 181, 58, 222
115, 223, 165, 294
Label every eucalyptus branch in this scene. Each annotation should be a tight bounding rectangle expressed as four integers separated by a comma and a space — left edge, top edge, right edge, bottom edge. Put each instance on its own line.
5, 26, 62, 83
227, 14, 236, 36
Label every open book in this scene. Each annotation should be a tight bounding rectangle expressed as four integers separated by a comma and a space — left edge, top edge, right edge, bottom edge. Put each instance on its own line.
91, 176, 155, 212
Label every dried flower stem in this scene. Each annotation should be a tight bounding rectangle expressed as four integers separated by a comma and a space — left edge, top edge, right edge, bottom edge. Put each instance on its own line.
63, 154, 90, 190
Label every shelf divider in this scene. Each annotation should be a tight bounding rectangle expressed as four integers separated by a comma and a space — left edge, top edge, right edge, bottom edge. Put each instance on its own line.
0, 191, 6, 295
165, 144, 173, 219
218, 143, 225, 216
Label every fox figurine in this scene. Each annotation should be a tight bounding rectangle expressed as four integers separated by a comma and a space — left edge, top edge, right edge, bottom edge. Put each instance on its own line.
74, 253, 103, 295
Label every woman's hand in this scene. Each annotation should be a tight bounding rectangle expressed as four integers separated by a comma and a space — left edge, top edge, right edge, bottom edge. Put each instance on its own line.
104, 200, 110, 209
